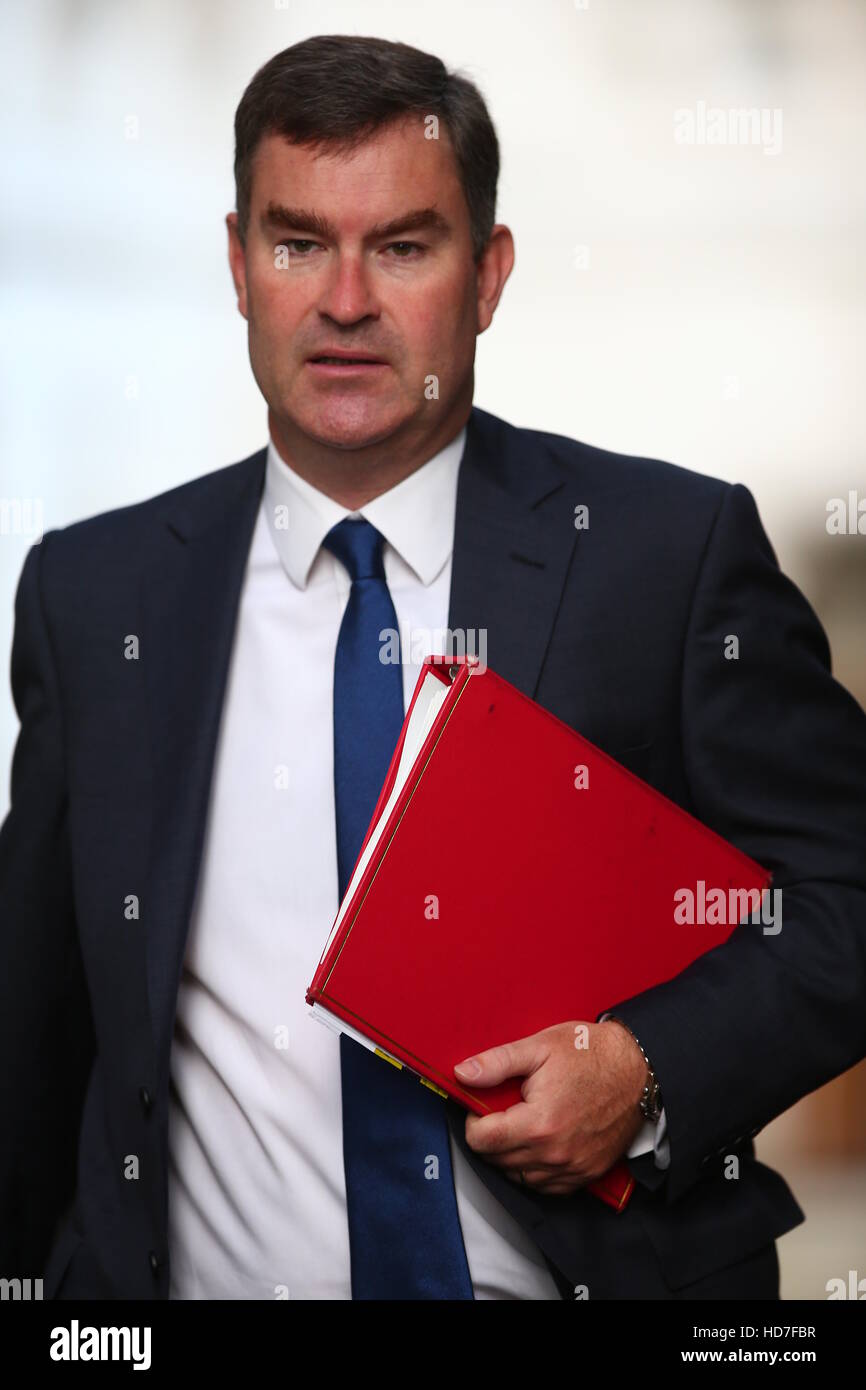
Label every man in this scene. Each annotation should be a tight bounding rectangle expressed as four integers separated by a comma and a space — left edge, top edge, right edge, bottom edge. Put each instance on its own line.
1, 35, 864, 1301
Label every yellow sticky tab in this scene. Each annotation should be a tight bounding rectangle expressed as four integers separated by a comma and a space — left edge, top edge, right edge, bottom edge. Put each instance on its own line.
420, 1076, 448, 1099
374, 1048, 402, 1070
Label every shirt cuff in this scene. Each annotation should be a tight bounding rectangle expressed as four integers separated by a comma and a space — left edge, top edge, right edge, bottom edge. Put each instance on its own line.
627, 1107, 670, 1169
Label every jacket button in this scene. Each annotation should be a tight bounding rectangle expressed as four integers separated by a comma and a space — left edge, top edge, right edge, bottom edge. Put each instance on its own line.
149, 1250, 161, 1276
139, 1086, 153, 1114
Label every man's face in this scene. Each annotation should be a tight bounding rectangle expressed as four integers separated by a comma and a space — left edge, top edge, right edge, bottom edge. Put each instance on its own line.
227, 117, 510, 456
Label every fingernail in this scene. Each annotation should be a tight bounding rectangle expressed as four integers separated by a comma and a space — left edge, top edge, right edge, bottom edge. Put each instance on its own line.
455, 1057, 481, 1079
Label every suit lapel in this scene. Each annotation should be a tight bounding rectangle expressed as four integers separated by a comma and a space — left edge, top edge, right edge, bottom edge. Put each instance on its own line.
140, 448, 266, 1082
448, 407, 577, 699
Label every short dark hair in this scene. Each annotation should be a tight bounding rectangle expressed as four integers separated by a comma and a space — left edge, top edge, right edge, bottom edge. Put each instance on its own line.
233, 35, 499, 262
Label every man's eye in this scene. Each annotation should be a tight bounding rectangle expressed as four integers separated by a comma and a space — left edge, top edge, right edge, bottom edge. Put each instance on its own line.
386, 241, 423, 257
280, 240, 318, 255
274, 239, 422, 259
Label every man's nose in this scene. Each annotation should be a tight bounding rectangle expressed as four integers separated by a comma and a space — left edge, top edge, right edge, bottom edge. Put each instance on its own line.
317, 252, 379, 324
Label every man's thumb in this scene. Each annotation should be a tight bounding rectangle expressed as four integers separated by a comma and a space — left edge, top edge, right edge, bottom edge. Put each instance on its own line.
454, 1036, 540, 1086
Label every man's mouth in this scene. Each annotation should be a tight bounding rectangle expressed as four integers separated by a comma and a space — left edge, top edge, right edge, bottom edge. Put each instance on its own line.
310, 355, 385, 365
306, 352, 390, 378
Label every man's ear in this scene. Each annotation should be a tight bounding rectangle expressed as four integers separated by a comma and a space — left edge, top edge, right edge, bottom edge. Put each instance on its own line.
226, 212, 249, 320
476, 224, 515, 335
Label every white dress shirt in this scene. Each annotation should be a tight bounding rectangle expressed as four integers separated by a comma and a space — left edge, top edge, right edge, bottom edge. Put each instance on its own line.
166, 423, 666, 1301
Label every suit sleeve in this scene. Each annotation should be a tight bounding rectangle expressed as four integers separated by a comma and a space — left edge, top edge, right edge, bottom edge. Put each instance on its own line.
599, 482, 866, 1205
0, 536, 95, 1272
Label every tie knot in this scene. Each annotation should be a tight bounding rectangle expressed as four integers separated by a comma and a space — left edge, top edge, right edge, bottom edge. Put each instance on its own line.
321, 516, 387, 582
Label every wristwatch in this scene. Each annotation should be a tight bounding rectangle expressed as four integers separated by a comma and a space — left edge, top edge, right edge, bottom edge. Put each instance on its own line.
605, 1015, 663, 1122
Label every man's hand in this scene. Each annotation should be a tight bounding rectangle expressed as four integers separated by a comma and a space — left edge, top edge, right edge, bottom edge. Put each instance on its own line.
453, 1019, 650, 1195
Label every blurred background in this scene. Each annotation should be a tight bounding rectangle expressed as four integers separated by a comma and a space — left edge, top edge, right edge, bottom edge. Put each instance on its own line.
1, 0, 864, 1297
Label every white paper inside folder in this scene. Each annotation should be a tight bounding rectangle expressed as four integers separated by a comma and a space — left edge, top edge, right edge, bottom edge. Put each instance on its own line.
308, 663, 469, 1054
308, 1002, 399, 1063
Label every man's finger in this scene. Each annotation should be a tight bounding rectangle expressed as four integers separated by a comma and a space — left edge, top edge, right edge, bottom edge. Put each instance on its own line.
454, 1031, 550, 1087
464, 1101, 537, 1155
464, 1094, 558, 1155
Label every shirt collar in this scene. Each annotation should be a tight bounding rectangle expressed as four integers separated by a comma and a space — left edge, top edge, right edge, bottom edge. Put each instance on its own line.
263, 425, 467, 589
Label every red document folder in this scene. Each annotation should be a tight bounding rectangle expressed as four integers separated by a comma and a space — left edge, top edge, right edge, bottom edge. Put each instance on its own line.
306, 654, 772, 1213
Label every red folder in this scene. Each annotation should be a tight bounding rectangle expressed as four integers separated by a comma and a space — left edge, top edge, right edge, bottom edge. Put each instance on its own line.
306, 654, 771, 1213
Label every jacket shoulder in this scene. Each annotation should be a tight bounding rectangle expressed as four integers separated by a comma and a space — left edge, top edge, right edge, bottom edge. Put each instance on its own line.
475, 406, 730, 508
40, 447, 266, 557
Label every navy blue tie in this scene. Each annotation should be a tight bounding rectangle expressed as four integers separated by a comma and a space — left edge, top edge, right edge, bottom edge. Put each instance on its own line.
321, 516, 474, 1300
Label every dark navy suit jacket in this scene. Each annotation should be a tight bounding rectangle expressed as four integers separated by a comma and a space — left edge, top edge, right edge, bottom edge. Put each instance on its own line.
2, 406, 865, 1299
